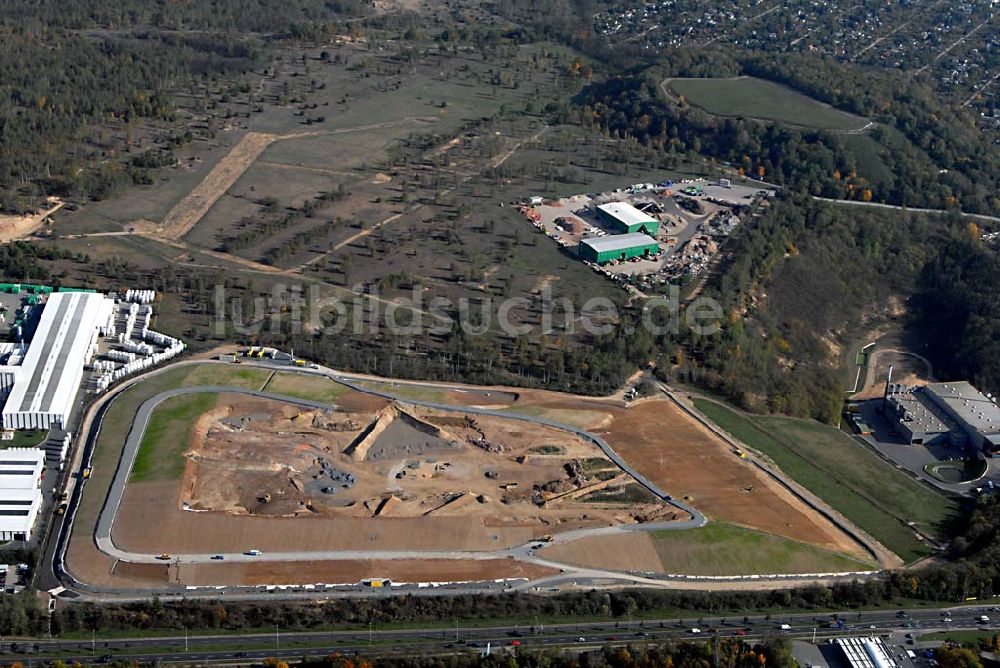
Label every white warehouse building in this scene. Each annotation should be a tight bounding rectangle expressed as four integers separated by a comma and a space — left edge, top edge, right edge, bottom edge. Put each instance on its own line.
0, 449, 44, 541
0, 292, 115, 430
0, 448, 45, 487
0, 488, 42, 542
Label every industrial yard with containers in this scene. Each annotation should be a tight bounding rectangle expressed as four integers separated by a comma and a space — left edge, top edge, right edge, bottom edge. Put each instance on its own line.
518, 178, 774, 292
0, 284, 181, 557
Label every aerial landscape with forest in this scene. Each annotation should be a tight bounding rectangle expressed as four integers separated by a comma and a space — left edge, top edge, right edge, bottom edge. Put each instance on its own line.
0, 0, 998, 666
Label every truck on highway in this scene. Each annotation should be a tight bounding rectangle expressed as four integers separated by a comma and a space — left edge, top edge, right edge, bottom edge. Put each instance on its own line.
979, 615, 990, 624
246, 549, 262, 556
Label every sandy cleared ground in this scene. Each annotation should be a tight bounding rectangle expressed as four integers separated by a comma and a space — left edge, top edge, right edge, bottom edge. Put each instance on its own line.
111, 393, 668, 561
595, 399, 870, 560
0, 198, 63, 242
178, 558, 556, 586
157, 132, 277, 240
852, 348, 934, 400
541, 533, 664, 573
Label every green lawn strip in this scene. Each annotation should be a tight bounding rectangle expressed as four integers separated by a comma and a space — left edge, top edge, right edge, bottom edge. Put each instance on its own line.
183, 364, 273, 390
73, 365, 202, 534
918, 630, 997, 645
668, 77, 868, 131
759, 417, 957, 533
262, 371, 351, 403
0, 429, 48, 449
352, 380, 451, 404
650, 523, 874, 576
692, 399, 951, 563
131, 392, 219, 482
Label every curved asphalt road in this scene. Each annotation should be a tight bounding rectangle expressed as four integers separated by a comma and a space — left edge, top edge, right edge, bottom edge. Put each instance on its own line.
56, 358, 879, 598
93, 378, 706, 567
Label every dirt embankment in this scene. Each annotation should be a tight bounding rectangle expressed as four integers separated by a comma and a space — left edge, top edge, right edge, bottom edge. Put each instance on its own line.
0, 198, 63, 242
601, 399, 870, 560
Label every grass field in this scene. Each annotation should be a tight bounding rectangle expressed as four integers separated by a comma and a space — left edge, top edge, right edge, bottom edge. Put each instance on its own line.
668, 77, 869, 131
131, 392, 219, 482
262, 371, 349, 403
919, 630, 997, 645
183, 364, 272, 390
650, 523, 874, 575
353, 381, 451, 404
0, 429, 47, 449
500, 404, 608, 430
693, 399, 959, 563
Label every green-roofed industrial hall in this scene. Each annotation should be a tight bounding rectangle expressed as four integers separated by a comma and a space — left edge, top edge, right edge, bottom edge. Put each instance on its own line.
579, 233, 660, 264
595, 202, 660, 235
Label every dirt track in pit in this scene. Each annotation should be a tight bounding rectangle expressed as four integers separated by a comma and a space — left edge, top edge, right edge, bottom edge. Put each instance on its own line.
852, 348, 935, 400
593, 398, 871, 561
108, 555, 556, 587
68, 362, 878, 592
111, 391, 672, 559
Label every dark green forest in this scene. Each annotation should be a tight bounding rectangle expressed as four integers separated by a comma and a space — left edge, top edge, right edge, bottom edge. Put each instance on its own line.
0, 0, 371, 32
0, 27, 260, 212
577, 57, 1000, 214
671, 195, 999, 422
0, 0, 996, 413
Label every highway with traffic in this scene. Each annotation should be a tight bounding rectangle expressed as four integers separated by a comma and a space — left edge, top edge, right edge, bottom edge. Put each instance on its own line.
4, 603, 998, 665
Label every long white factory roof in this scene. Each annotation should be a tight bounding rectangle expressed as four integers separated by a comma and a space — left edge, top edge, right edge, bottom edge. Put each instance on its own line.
1, 291, 113, 420
582, 232, 658, 253
596, 201, 656, 226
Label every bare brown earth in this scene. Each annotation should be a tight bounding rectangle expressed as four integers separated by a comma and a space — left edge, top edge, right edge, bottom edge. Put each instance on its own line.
112, 393, 668, 559
102, 558, 555, 587
541, 533, 664, 573
0, 198, 63, 242
157, 132, 278, 239
111, 561, 170, 583
73, 366, 872, 589
596, 399, 870, 560
177, 558, 557, 586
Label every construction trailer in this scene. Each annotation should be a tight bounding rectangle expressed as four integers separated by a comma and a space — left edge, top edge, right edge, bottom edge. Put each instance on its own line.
579, 233, 660, 264
595, 202, 660, 235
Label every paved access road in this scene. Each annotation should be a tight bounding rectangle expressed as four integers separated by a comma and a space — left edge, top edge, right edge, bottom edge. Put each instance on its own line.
91, 380, 704, 573
52, 357, 882, 600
